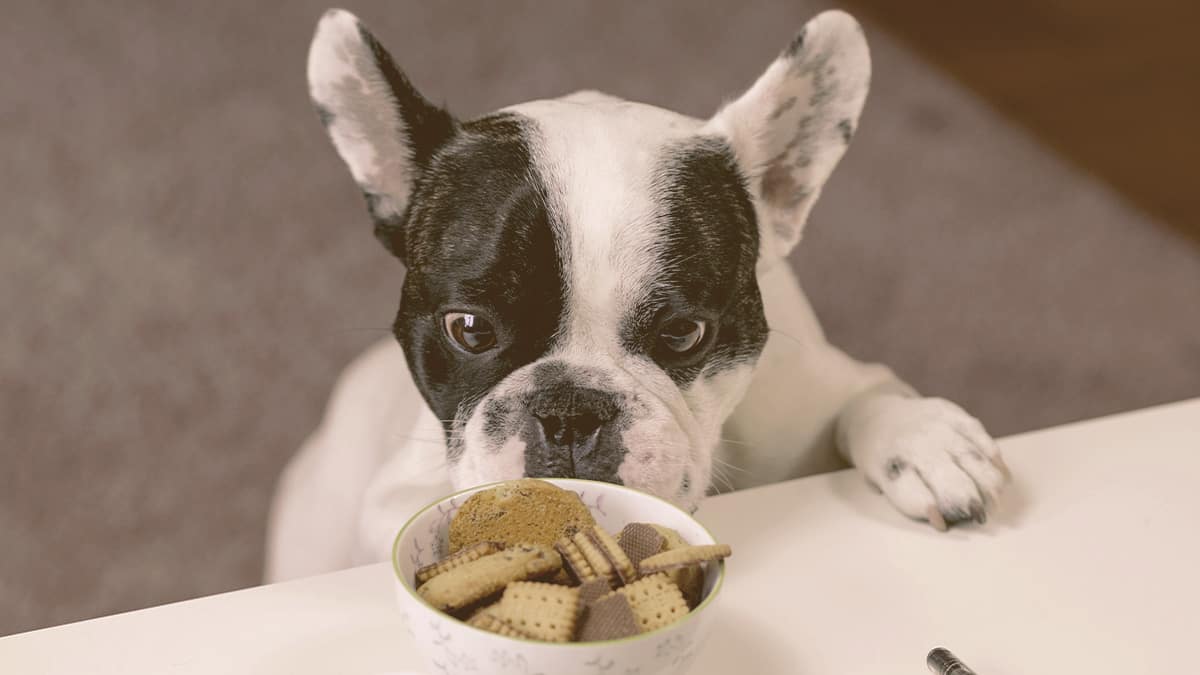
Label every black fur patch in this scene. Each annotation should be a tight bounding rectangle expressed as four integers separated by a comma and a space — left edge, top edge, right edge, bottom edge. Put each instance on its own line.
393, 114, 565, 447
314, 102, 335, 129
837, 118, 854, 144
480, 397, 518, 452
356, 23, 455, 170
355, 22, 457, 260
619, 137, 768, 387
768, 96, 798, 122
785, 27, 808, 58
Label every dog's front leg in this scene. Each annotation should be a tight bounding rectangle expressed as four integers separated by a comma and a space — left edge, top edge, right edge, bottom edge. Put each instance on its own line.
353, 408, 455, 565
266, 340, 454, 580
728, 263, 1009, 529
836, 386, 1010, 529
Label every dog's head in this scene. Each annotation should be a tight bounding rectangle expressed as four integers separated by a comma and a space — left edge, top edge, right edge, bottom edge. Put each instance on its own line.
307, 9, 869, 509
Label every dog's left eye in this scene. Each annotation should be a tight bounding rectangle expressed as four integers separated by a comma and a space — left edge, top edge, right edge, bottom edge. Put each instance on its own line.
658, 317, 706, 353
444, 312, 497, 354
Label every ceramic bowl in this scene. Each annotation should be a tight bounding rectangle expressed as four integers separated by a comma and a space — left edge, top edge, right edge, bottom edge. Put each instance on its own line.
392, 478, 724, 675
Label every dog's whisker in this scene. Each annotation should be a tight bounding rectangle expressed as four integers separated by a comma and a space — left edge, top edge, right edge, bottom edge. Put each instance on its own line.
768, 328, 808, 350
710, 462, 733, 481
711, 454, 750, 473
708, 466, 736, 494
715, 454, 744, 470
712, 458, 738, 478
389, 435, 449, 446
389, 429, 468, 446
324, 327, 395, 336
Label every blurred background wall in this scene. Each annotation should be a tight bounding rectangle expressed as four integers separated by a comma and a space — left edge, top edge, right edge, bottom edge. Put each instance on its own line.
2, 0, 1197, 635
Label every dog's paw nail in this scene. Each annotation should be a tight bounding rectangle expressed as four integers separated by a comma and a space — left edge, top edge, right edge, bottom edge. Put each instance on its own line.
939, 500, 988, 527
969, 500, 987, 525
926, 506, 947, 531
992, 454, 1013, 480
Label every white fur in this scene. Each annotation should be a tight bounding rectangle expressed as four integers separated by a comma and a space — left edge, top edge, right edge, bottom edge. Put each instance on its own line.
508, 92, 702, 341
706, 10, 871, 264
307, 9, 414, 218
500, 94, 715, 508
266, 10, 1008, 582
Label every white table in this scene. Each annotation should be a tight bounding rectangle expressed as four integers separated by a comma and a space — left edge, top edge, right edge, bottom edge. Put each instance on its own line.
4, 399, 1198, 674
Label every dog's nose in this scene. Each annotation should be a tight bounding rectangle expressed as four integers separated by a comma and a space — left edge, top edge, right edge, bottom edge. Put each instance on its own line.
525, 386, 620, 478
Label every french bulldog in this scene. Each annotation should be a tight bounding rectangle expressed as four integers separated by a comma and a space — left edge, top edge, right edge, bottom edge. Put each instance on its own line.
266, 8, 1009, 581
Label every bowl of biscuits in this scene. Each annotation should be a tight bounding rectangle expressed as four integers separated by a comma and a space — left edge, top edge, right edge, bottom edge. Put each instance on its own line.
391, 478, 730, 675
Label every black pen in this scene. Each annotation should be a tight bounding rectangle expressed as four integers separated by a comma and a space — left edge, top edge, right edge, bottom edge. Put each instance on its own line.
927, 647, 978, 675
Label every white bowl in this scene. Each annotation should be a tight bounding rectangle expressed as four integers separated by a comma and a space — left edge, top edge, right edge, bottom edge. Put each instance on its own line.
392, 478, 724, 675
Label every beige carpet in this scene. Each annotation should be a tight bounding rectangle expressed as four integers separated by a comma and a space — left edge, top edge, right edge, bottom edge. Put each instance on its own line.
2, 1, 1197, 636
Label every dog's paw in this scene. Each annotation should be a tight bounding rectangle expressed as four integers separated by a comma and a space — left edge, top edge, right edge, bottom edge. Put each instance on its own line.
842, 395, 1010, 530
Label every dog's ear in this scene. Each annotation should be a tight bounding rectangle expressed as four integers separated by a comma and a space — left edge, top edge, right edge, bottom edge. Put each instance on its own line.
307, 9, 456, 260
705, 11, 870, 262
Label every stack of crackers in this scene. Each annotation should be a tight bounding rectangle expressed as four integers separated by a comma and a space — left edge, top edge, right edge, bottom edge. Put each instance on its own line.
412, 479, 731, 643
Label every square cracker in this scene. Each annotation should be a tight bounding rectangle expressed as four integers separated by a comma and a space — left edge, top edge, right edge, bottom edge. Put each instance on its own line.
617, 573, 689, 632
488, 581, 580, 642
468, 610, 537, 640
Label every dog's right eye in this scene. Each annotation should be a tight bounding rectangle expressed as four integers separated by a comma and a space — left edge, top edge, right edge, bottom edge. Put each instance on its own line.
443, 312, 497, 354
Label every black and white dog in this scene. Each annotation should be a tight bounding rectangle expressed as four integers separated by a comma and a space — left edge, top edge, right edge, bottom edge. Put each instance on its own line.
267, 9, 1009, 581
